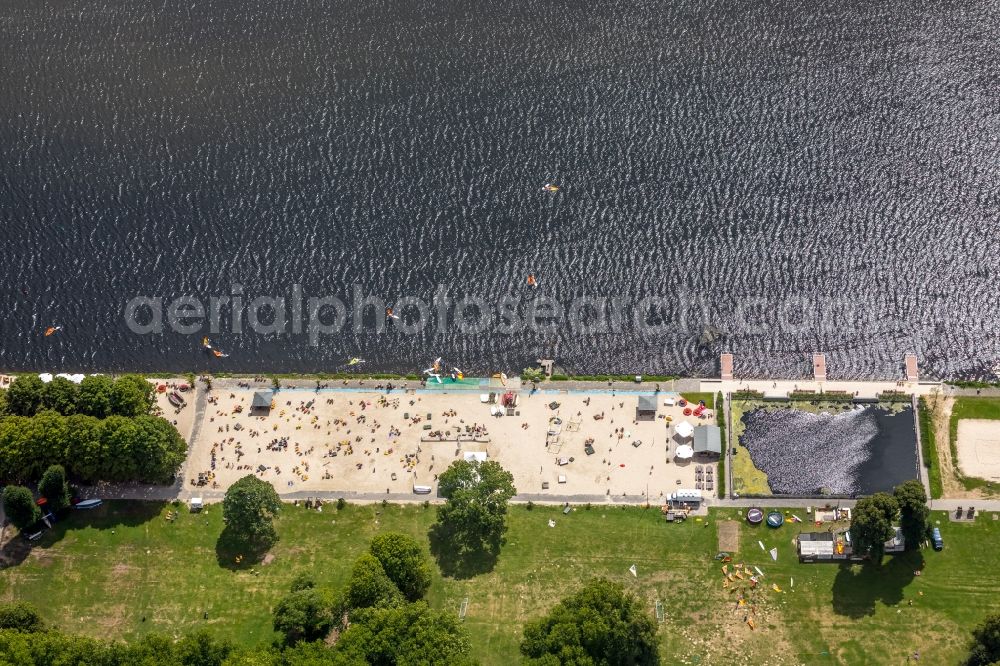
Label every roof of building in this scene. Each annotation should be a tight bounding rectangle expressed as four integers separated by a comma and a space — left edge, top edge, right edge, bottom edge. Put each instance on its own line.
251, 390, 274, 408
638, 395, 657, 411
799, 531, 835, 542
693, 424, 722, 454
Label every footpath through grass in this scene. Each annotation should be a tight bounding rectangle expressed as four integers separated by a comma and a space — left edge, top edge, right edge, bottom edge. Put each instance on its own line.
2, 501, 999, 664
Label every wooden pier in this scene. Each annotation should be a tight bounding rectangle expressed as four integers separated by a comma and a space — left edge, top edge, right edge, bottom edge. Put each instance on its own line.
720, 353, 733, 380
813, 353, 827, 382
905, 354, 919, 382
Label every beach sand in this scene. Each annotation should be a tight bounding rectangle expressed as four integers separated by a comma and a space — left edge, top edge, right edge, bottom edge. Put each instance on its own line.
183, 384, 719, 501
151, 379, 198, 444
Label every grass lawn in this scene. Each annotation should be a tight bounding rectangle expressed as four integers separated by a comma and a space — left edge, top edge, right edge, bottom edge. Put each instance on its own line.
1, 501, 998, 664
730, 400, 771, 495
949, 397, 1000, 493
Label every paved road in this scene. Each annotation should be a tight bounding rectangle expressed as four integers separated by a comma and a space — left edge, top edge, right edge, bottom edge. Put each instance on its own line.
930, 499, 1000, 512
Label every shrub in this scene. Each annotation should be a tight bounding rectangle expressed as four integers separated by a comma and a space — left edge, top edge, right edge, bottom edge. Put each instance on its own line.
2, 485, 40, 530
0, 602, 45, 633
369, 533, 432, 602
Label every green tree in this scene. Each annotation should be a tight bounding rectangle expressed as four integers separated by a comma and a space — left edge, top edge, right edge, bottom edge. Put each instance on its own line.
273, 589, 334, 645
98, 416, 140, 481
335, 601, 474, 666
174, 630, 234, 666
850, 492, 899, 563
77, 375, 114, 418
893, 479, 929, 550
430, 460, 516, 576
280, 641, 366, 666
18, 410, 69, 479
0, 602, 45, 633
345, 553, 403, 611
41, 377, 79, 415
289, 573, 316, 593
110, 375, 154, 417
38, 464, 70, 512
6, 375, 45, 416
965, 612, 1000, 666
0, 388, 8, 416
521, 578, 659, 666
369, 532, 432, 601
63, 414, 104, 482
2, 485, 40, 530
222, 475, 282, 551
131, 415, 188, 483
0, 417, 34, 482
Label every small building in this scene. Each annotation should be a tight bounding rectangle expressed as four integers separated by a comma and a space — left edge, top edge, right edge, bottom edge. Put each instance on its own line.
797, 531, 840, 562
636, 395, 657, 421
668, 489, 703, 507
693, 425, 722, 457
884, 526, 906, 553
189, 497, 204, 512
797, 526, 905, 562
250, 390, 274, 416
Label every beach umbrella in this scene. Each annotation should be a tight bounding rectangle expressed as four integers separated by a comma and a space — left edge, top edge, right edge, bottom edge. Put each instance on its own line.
675, 444, 694, 459
675, 421, 694, 438
38, 373, 53, 383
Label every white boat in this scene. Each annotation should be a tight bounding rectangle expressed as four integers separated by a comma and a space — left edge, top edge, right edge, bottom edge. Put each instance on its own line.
74, 499, 103, 510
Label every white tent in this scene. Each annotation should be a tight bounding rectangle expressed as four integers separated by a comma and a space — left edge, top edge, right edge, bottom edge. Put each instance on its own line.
38, 373, 53, 383
675, 444, 694, 459
463, 451, 488, 463
56, 373, 85, 384
675, 421, 694, 438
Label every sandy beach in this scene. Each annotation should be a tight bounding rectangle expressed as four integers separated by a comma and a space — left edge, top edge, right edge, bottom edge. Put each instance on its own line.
181, 382, 719, 502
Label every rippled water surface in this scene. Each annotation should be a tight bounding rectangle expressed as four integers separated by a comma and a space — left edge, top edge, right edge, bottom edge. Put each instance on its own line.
740, 405, 918, 495
1, 0, 999, 376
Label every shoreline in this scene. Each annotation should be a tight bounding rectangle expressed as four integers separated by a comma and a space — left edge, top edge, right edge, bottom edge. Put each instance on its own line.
4, 368, 999, 390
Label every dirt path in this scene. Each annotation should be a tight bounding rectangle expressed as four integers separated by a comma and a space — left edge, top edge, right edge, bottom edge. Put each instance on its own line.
931, 395, 991, 499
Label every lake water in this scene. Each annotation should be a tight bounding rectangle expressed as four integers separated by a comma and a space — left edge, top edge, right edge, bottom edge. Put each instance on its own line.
1, 0, 998, 376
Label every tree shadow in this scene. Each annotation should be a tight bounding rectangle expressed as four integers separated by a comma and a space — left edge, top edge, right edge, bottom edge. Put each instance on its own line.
1, 500, 168, 568
427, 522, 500, 580
831, 550, 925, 618
214, 524, 274, 571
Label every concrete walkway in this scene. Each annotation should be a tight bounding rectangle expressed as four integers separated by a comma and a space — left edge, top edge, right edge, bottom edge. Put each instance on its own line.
930, 499, 1000, 512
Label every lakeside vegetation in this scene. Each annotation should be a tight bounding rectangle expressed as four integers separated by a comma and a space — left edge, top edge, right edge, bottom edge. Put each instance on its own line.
918, 397, 944, 499
0, 375, 185, 486
2, 500, 999, 663
716, 392, 726, 499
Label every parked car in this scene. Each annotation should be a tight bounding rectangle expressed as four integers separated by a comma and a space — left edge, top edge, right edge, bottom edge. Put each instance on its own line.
931, 527, 943, 551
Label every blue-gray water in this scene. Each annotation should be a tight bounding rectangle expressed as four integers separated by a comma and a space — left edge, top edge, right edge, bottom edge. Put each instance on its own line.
740, 405, 918, 495
1, 0, 999, 377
